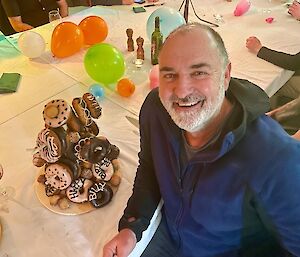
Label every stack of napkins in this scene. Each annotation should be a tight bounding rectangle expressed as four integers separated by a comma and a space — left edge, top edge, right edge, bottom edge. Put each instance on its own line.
0, 73, 21, 93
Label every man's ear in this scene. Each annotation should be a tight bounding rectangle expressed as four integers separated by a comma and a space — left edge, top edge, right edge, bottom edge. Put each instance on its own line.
224, 62, 231, 91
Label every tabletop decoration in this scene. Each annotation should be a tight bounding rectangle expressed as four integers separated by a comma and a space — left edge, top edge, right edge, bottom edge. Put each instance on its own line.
146, 7, 186, 41
117, 78, 136, 97
79, 16, 108, 46
233, 0, 251, 16
18, 31, 46, 59
33, 93, 121, 215
265, 17, 274, 23
149, 64, 159, 89
84, 43, 125, 85
89, 83, 105, 100
51, 22, 84, 58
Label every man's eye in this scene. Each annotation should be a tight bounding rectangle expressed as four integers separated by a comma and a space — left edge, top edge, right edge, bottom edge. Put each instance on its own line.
163, 73, 176, 80
191, 71, 208, 77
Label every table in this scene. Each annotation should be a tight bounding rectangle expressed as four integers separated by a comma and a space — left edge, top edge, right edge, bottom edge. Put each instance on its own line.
0, 1, 299, 256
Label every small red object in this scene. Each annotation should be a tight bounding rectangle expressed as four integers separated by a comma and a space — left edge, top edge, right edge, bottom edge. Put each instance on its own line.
265, 17, 274, 23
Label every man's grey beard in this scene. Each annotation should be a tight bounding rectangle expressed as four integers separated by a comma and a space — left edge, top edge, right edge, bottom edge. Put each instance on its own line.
160, 81, 225, 133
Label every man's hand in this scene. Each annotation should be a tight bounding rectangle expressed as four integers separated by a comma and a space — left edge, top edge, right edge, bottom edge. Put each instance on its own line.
289, 1, 300, 20
246, 36, 263, 55
103, 229, 137, 257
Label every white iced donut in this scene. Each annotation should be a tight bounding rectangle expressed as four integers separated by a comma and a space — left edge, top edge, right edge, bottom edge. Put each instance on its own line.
45, 162, 73, 190
66, 178, 93, 203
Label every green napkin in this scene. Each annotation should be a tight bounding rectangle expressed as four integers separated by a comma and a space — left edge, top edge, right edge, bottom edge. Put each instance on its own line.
0, 73, 21, 93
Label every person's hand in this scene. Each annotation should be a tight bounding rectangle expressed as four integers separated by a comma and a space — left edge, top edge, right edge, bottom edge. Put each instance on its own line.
288, 1, 300, 20
246, 36, 263, 55
122, 0, 134, 5
20, 23, 34, 31
103, 229, 137, 257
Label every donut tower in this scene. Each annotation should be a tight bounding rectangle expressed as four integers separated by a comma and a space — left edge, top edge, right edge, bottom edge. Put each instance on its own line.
33, 93, 121, 210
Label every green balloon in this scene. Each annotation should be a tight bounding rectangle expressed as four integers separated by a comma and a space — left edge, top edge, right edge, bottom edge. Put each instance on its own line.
84, 43, 125, 85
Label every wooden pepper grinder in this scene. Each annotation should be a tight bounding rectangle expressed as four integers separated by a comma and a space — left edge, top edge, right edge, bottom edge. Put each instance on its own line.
136, 36, 144, 60
126, 28, 134, 52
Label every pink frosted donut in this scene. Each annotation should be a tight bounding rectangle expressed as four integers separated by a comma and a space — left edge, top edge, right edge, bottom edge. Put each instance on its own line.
44, 162, 73, 190
43, 99, 71, 128
36, 128, 66, 163
66, 178, 93, 203
92, 157, 114, 181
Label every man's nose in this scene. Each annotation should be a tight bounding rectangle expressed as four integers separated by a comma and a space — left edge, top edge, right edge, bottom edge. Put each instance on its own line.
173, 75, 193, 99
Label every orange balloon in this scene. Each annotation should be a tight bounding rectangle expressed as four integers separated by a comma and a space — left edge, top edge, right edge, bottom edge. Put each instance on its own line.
51, 22, 84, 58
117, 78, 135, 97
79, 16, 108, 45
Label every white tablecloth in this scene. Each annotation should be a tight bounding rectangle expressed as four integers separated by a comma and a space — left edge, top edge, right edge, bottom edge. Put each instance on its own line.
0, 1, 300, 256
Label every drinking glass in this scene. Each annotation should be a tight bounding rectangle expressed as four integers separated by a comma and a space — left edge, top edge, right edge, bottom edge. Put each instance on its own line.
49, 9, 61, 26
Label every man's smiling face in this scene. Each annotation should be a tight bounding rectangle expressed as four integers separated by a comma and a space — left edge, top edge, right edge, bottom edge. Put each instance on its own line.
158, 26, 230, 132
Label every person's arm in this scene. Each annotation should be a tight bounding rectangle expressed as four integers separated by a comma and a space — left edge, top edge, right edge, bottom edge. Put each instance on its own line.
289, 1, 300, 20
255, 147, 300, 256
1, 0, 33, 32
246, 36, 300, 71
257, 47, 300, 71
8, 16, 33, 32
56, 0, 68, 17
103, 92, 161, 257
118, 101, 161, 241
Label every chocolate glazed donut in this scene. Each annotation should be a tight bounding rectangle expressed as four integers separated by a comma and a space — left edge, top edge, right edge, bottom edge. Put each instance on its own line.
79, 137, 120, 164
59, 157, 81, 180
88, 182, 113, 208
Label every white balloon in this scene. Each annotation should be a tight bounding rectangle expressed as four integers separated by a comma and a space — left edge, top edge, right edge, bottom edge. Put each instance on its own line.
18, 31, 46, 58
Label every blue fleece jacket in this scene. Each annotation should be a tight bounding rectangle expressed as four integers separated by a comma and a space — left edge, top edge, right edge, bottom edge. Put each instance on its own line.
119, 78, 300, 257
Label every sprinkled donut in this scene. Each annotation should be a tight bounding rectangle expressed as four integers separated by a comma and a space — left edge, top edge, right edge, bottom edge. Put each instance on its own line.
88, 181, 113, 208
92, 157, 114, 181
45, 184, 59, 197
45, 162, 73, 190
43, 99, 83, 132
43, 99, 71, 128
66, 178, 93, 203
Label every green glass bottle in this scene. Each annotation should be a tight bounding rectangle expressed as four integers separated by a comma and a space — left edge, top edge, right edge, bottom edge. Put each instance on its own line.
151, 16, 163, 65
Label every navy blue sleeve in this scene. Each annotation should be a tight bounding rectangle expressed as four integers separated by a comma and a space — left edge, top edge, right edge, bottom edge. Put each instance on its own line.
256, 141, 300, 255
118, 92, 161, 241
